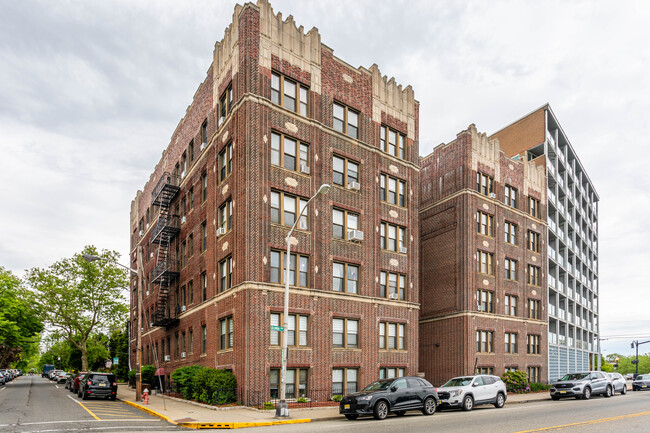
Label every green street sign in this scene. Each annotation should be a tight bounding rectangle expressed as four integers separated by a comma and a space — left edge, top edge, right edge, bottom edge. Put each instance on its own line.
271, 325, 284, 332
113, 357, 119, 365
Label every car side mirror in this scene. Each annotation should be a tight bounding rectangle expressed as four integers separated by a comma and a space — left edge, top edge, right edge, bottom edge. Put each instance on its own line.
472, 383, 479, 387
390, 385, 397, 392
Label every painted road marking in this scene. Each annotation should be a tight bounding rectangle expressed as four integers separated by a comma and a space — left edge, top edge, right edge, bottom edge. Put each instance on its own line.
66, 394, 100, 420
514, 410, 650, 432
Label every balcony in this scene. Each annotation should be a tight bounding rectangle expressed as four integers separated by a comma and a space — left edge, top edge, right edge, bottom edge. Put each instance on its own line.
152, 172, 181, 208
151, 215, 180, 245
151, 257, 180, 284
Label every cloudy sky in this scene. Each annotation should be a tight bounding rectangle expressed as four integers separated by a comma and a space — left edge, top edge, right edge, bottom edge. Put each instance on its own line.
1, 0, 648, 356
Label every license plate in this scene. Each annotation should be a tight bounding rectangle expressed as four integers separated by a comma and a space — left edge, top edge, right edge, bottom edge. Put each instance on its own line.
559, 391, 566, 394
99, 383, 106, 387
344, 404, 350, 409
643, 385, 647, 388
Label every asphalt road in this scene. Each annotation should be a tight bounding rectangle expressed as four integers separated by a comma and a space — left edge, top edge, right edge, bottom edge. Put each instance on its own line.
0, 374, 183, 432
255, 389, 650, 433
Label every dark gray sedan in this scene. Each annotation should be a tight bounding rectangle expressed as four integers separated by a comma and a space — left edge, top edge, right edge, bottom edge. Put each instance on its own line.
632, 374, 650, 391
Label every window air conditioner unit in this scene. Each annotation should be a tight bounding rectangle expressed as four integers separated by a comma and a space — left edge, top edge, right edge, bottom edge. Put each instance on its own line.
400, 246, 408, 254
200, 142, 207, 152
150, 252, 154, 258
141, 328, 144, 333
164, 355, 171, 362
181, 352, 186, 359
389, 293, 399, 300
146, 291, 149, 296
216, 227, 227, 236
300, 164, 310, 175
181, 305, 187, 312
145, 223, 150, 229
489, 192, 496, 199
150, 322, 154, 327
348, 230, 364, 241
348, 181, 361, 191
181, 216, 186, 224
139, 230, 144, 236
181, 170, 186, 179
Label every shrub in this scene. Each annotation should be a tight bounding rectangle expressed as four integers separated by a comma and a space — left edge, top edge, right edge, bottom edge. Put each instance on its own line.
501, 370, 529, 393
529, 382, 551, 392
141, 364, 156, 388
332, 395, 342, 402
261, 401, 275, 410
191, 368, 237, 405
297, 397, 308, 403
171, 365, 204, 400
128, 370, 136, 387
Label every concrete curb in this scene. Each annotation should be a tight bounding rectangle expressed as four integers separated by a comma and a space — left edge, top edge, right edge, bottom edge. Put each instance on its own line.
122, 399, 178, 426
177, 419, 311, 429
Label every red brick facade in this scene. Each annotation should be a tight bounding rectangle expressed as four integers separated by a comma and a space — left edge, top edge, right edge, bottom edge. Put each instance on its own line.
419, 124, 548, 385
130, 0, 419, 404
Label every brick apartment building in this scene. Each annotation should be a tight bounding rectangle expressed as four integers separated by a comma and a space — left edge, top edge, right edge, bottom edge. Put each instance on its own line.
129, 0, 420, 404
419, 124, 548, 386
491, 105, 600, 381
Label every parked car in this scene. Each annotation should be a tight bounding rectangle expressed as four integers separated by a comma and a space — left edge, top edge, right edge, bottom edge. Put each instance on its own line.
56, 371, 70, 384
0, 370, 10, 383
78, 372, 118, 400
607, 372, 627, 395
625, 373, 635, 381
437, 375, 507, 411
48, 370, 61, 380
632, 374, 650, 391
550, 371, 612, 400
339, 376, 439, 420
42, 364, 55, 378
74, 372, 90, 395
64, 374, 75, 390
0, 373, 5, 385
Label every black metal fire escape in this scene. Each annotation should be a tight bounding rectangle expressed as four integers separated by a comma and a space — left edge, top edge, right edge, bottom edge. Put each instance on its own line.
151, 172, 181, 328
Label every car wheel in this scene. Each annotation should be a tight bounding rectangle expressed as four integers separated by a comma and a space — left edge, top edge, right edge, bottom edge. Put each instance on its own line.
394, 410, 406, 417
551, 396, 560, 401
583, 387, 591, 400
462, 395, 474, 411
622, 386, 627, 395
422, 397, 437, 416
344, 414, 358, 420
605, 386, 612, 398
494, 392, 505, 408
373, 400, 389, 420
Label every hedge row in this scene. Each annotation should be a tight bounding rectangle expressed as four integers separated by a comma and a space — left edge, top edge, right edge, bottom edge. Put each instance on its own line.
171, 365, 237, 405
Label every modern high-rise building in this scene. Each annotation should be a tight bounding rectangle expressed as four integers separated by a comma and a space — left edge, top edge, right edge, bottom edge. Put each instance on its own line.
129, 0, 420, 404
419, 124, 548, 386
491, 105, 600, 381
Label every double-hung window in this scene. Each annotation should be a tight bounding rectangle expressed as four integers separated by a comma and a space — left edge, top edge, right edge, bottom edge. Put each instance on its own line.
380, 222, 406, 252
270, 313, 308, 347
505, 333, 518, 353
332, 318, 358, 348
505, 185, 517, 208
476, 211, 494, 236
477, 289, 494, 313
379, 322, 405, 350
505, 258, 517, 281
201, 171, 208, 203
504, 222, 517, 245
476, 330, 494, 353
528, 230, 541, 253
271, 190, 309, 230
528, 265, 541, 286
218, 199, 233, 232
476, 172, 494, 196
332, 155, 359, 188
380, 271, 406, 300
380, 174, 406, 206
219, 256, 232, 292
270, 368, 308, 399
477, 251, 494, 275
529, 197, 541, 218
332, 368, 358, 395
505, 295, 518, 316
379, 125, 406, 159
333, 102, 359, 139
271, 72, 308, 116
332, 262, 359, 294
219, 316, 233, 350
219, 142, 232, 182
218, 83, 233, 127
269, 250, 309, 287
271, 131, 309, 173
527, 334, 541, 354
528, 299, 541, 319
333, 208, 359, 240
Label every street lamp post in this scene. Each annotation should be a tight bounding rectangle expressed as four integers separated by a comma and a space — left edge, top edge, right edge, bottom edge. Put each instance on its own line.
82, 252, 142, 401
631, 339, 650, 377
276, 184, 330, 418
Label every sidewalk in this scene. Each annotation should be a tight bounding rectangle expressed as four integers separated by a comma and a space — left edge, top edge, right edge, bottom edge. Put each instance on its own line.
119, 388, 551, 429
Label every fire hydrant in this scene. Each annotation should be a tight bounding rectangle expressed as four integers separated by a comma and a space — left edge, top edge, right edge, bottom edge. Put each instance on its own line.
142, 388, 149, 405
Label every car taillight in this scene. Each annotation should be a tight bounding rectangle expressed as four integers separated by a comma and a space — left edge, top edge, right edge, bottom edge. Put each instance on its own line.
112, 382, 116, 386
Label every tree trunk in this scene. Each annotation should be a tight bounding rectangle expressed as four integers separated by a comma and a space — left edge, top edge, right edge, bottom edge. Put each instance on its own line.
80, 340, 88, 371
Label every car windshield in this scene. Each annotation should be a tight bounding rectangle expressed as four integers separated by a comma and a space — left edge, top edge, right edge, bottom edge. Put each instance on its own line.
560, 373, 589, 381
441, 377, 474, 387
362, 379, 394, 391
637, 375, 646, 380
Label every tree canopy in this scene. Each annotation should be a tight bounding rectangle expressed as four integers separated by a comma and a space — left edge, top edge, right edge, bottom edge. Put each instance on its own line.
24, 245, 129, 371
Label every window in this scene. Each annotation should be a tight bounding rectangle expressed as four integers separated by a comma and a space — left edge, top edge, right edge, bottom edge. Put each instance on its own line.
189, 328, 194, 353
504, 222, 517, 245
380, 271, 406, 300
528, 231, 541, 253
271, 72, 308, 116
477, 289, 494, 313
505, 185, 517, 208
505, 333, 518, 353
529, 196, 541, 218
333, 318, 358, 348
379, 367, 405, 380
332, 155, 359, 188
270, 313, 308, 347
380, 174, 406, 206
332, 262, 359, 294
201, 324, 207, 354
181, 241, 187, 268
380, 125, 406, 159
380, 222, 406, 252
181, 332, 186, 355
505, 295, 518, 316
219, 316, 233, 350
181, 197, 187, 220
270, 368, 309, 399
476, 172, 494, 196
333, 208, 359, 240
188, 233, 194, 258
504, 366, 518, 373
188, 279, 194, 304
189, 139, 195, 163
269, 250, 309, 287
218, 83, 233, 127
189, 187, 194, 211
332, 368, 358, 395
379, 322, 405, 350
528, 299, 541, 320
219, 142, 232, 182
271, 131, 309, 173
527, 334, 541, 354
333, 102, 358, 139
477, 211, 494, 237
200, 271, 208, 302
528, 366, 540, 383
201, 221, 207, 252
505, 259, 517, 281
271, 190, 309, 230
181, 152, 187, 177
476, 330, 494, 353
528, 265, 541, 286
201, 171, 208, 203
219, 199, 233, 232
201, 120, 208, 148
181, 285, 186, 307
219, 256, 232, 292
477, 251, 494, 275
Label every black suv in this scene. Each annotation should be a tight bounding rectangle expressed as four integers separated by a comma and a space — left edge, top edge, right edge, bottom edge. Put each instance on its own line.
79, 372, 117, 400
340, 376, 439, 420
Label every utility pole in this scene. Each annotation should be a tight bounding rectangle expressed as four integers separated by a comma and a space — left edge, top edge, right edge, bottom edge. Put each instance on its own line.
136, 246, 144, 402
631, 339, 650, 377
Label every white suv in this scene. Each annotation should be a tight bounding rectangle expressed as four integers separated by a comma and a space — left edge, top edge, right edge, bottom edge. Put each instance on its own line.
437, 375, 507, 411
550, 371, 612, 400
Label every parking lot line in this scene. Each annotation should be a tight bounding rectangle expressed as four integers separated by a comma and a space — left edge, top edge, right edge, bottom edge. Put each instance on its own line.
66, 394, 101, 420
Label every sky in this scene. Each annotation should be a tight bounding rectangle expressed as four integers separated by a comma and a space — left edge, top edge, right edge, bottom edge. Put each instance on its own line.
1, 0, 649, 357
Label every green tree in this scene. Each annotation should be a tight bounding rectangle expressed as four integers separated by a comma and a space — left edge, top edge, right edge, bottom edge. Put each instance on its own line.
24, 246, 128, 371
108, 323, 129, 380
0, 267, 43, 368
